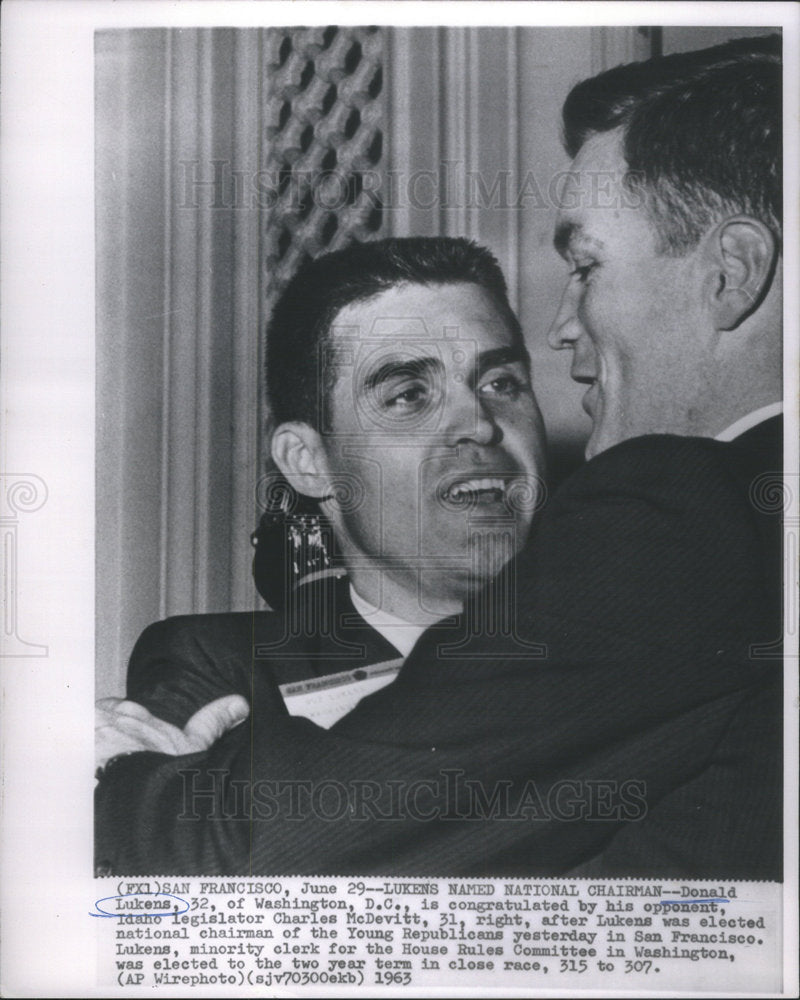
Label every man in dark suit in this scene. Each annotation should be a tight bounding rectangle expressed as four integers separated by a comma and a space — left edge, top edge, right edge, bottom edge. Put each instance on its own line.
539, 34, 784, 874
96, 35, 784, 878
96, 237, 545, 744
95, 235, 550, 870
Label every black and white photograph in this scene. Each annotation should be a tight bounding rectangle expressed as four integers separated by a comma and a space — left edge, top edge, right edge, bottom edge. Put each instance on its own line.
93, 18, 786, 878
1, 1, 798, 996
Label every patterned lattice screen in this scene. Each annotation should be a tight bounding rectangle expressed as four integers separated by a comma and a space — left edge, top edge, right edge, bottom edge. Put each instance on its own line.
263, 26, 385, 306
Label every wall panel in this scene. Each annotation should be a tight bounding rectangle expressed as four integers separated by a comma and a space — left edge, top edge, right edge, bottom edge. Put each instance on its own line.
96, 29, 264, 697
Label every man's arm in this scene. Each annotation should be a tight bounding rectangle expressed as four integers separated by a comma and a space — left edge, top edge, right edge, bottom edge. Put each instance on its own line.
96, 435, 782, 877
123, 614, 259, 728
95, 611, 259, 766
564, 680, 783, 881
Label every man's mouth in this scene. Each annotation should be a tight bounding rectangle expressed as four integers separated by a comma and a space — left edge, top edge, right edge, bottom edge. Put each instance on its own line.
572, 373, 598, 416
441, 477, 510, 505
581, 380, 599, 416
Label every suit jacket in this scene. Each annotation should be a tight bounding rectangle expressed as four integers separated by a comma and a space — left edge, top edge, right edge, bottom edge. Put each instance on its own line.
95, 421, 783, 879
123, 575, 402, 729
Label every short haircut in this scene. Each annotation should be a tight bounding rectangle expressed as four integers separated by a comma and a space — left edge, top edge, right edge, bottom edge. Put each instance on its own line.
266, 236, 526, 429
562, 34, 781, 254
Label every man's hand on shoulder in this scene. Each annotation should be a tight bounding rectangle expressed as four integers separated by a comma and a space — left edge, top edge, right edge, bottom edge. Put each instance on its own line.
95, 694, 250, 772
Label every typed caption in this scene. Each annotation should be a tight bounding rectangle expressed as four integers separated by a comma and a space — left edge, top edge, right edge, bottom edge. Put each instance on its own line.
94, 876, 783, 994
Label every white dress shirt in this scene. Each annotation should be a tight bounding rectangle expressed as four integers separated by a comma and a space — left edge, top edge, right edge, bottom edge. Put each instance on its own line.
714, 402, 783, 442
349, 585, 428, 658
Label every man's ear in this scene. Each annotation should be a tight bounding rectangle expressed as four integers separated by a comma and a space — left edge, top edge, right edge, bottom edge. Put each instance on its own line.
270, 422, 330, 498
706, 217, 777, 331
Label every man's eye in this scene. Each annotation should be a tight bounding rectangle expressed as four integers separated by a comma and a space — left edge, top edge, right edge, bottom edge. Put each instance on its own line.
478, 374, 525, 398
384, 384, 428, 408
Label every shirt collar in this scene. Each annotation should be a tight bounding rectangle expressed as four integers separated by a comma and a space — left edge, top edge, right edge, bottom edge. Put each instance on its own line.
714, 402, 783, 443
349, 584, 427, 659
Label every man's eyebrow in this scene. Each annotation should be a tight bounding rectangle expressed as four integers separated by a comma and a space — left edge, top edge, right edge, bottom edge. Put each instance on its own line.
362, 355, 441, 393
474, 346, 530, 381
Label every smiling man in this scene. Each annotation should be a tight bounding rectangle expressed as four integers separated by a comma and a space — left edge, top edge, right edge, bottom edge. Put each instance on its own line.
268, 253, 545, 628
533, 32, 784, 876
96, 237, 549, 873
549, 35, 782, 460
100, 238, 545, 739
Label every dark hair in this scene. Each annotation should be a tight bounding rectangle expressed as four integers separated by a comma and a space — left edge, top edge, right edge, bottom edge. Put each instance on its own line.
562, 34, 782, 254
265, 236, 525, 429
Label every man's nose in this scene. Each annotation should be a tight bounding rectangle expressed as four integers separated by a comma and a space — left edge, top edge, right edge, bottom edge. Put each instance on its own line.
443, 383, 501, 447
547, 282, 582, 350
